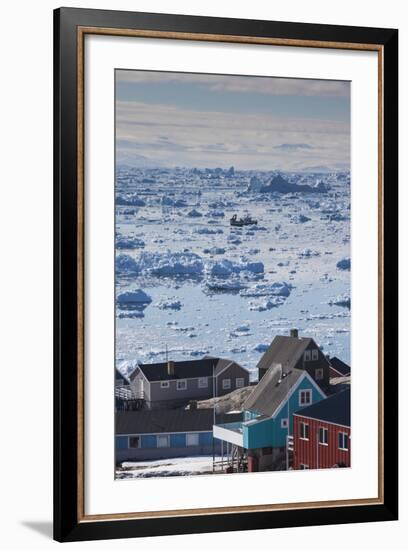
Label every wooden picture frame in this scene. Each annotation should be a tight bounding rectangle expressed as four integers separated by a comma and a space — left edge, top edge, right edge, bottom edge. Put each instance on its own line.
54, 7, 398, 542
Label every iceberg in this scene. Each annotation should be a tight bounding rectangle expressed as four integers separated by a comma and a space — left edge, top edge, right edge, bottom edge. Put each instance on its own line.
117, 289, 152, 305
336, 258, 351, 271
116, 235, 145, 249
328, 294, 351, 309
156, 298, 183, 310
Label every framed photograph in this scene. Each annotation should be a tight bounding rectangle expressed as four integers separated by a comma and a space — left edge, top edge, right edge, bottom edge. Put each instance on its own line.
54, 7, 398, 542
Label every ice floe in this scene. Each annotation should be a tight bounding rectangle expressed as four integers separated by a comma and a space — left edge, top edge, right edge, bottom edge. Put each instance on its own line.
336, 257, 351, 271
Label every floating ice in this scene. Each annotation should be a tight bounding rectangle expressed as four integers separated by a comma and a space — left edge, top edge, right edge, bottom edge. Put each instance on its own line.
116, 194, 146, 207
248, 296, 286, 311
116, 254, 140, 275
291, 214, 311, 223
253, 343, 270, 353
298, 248, 321, 257
156, 298, 183, 310
241, 281, 292, 298
194, 227, 223, 235
187, 209, 203, 218
117, 289, 152, 305
205, 259, 264, 278
117, 310, 145, 319
328, 294, 351, 308
161, 196, 187, 207
116, 235, 145, 249
336, 258, 351, 271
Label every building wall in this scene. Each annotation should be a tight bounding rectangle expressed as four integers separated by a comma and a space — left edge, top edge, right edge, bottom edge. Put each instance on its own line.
128, 371, 152, 402
294, 343, 330, 391
243, 375, 326, 449
116, 431, 218, 463
215, 364, 250, 396
149, 376, 214, 403
293, 415, 351, 469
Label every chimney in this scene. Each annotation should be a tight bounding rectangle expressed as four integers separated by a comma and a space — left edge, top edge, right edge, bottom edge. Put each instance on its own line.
290, 328, 299, 338
167, 360, 175, 376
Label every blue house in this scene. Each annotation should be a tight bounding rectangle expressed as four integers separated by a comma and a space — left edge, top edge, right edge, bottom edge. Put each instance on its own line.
116, 408, 243, 464
213, 364, 326, 471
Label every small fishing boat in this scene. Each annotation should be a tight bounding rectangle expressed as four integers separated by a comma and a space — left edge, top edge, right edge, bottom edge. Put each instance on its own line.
230, 214, 258, 227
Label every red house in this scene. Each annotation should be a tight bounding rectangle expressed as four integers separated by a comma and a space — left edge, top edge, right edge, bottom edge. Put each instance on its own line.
293, 389, 350, 470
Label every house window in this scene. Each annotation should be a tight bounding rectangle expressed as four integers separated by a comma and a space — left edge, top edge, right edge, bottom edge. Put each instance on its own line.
304, 350, 311, 362
299, 389, 312, 406
186, 433, 199, 447
176, 379, 187, 391
128, 436, 140, 449
198, 377, 208, 388
156, 435, 170, 448
300, 464, 309, 470
281, 418, 289, 429
160, 380, 170, 389
222, 379, 231, 390
312, 349, 319, 361
299, 422, 309, 440
315, 368, 324, 380
338, 432, 349, 451
319, 427, 329, 445
236, 377, 245, 388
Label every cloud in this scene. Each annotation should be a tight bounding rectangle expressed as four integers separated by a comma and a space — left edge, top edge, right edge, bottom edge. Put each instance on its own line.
115, 99, 350, 170
273, 143, 314, 151
116, 70, 350, 98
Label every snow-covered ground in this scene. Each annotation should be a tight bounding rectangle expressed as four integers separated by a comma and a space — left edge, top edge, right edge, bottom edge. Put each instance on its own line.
117, 456, 219, 479
115, 167, 350, 381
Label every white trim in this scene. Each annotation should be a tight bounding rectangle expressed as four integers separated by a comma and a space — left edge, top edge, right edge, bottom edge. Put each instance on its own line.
127, 435, 141, 449
311, 349, 319, 361
314, 367, 324, 381
156, 434, 170, 448
236, 377, 245, 388
160, 380, 170, 389
271, 370, 326, 419
292, 414, 350, 429
338, 431, 350, 451
129, 367, 150, 386
176, 379, 187, 390
222, 378, 231, 390
198, 377, 208, 388
318, 426, 329, 445
118, 430, 211, 437
304, 350, 311, 362
298, 388, 313, 407
299, 421, 310, 440
281, 418, 289, 429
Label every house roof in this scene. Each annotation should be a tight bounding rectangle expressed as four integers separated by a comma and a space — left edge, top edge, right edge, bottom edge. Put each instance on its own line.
115, 367, 129, 384
329, 357, 351, 376
116, 408, 243, 435
130, 357, 247, 382
243, 365, 304, 417
256, 335, 313, 373
294, 388, 350, 427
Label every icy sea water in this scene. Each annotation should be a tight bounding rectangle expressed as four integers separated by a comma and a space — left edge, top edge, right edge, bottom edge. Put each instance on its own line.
115, 168, 350, 380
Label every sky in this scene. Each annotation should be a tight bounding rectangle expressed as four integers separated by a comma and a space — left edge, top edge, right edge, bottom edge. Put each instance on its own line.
115, 70, 350, 172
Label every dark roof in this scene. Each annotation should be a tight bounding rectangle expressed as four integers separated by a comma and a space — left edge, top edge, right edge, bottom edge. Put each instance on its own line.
116, 409, 243, 435
243, 365, 304, 417
256, 335, 313, 373
130, 357, 246, 382
115, 368, 129, 384
294, 388, 350, 427
329, 357, 351, 376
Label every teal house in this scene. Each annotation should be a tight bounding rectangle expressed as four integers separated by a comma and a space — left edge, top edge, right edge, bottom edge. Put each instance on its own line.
213, 364, 326, 471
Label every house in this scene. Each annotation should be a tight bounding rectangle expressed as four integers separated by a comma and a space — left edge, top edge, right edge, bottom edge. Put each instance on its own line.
213, 363, 326, 472
256, 329, 331, 391
115, 368, 143, 411
329, 356, 351, 379
293, 388, 350, 470
115, 408, 243, 463
128, 357, 250, 409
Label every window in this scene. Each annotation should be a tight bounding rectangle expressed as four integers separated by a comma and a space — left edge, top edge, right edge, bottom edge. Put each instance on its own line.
299, 422, 309, 440
176, 379, 187, 391
304, 350, 311, 362
198, 377, 208, 388
222, 379, 231, 390
160, 380, 170, 389
281, 418, 289, 429
128, 436, 140, 449
156, 435, 170, 448
299, 389, 312, 406
186, 433, 199, 447
312, 349, 319, 361
338, 432, 349, 451
315, 368, 324, 380
300, 464, 309, 470
236, 377, 245, 388
319, 427, 329, 445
